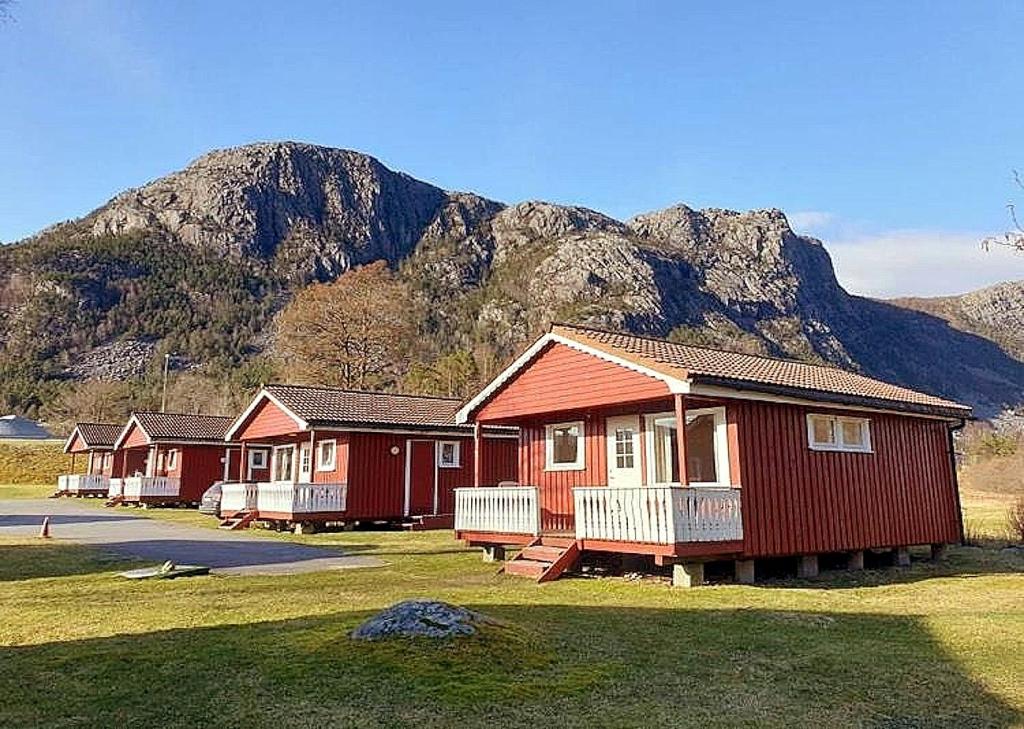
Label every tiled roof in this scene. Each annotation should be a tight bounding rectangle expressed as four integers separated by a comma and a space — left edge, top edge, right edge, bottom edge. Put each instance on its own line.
266, 384, 474, 430
73, 422, 122, 448
551, 324, 972, 418
132, 412, 235, 442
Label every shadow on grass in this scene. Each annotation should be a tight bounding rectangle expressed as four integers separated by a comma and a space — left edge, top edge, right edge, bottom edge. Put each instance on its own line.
0, 604, 1018, 728
0, 543, 132, 581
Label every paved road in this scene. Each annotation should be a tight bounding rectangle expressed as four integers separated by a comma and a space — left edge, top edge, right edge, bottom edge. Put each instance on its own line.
0, 499, 382, 576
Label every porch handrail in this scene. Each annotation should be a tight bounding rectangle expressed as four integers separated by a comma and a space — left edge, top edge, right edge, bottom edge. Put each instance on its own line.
254, 482, 347, 515
454, 486, 540, 536
573, 486, 742, 544
221, 482, 259, 514
58, 474, 109, 492
122, 476, 181, 498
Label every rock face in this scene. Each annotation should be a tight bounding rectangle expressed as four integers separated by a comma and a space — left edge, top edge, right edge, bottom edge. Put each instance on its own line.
3, 141, 1024, 416
350, 600, 493, 640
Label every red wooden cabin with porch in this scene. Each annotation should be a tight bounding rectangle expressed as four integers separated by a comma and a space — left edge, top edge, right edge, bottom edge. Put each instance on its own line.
58, 422, 125, 497
222, 384, 518, 530
455, 324, 971, 585
111, 412, 240, 506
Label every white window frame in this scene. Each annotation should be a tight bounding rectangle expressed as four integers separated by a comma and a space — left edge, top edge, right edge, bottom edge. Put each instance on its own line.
545, 420, 586, 471
248, 449, 268, 470
644, 407, 731, 488
271, 444, 296, 483
806, 414, 872, 453
436, 441, 461, 469
166, 449, 177, 470
318, 439, 337, 472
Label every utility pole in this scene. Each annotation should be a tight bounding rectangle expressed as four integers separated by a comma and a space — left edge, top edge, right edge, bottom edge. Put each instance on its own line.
160, 353, 171, 413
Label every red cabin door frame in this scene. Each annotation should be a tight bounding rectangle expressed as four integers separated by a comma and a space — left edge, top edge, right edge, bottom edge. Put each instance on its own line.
404, 439, 437, 517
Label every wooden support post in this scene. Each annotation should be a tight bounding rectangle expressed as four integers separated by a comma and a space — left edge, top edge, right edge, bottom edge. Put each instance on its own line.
473, 422, 482, 488
895, 547, 911, 567
672, 562, 704, 588
735, 559, 756, 584
482, 545, 505, 563
848, 550, 865, 571
673, 393, 689, 486
930, 543, 948, 562
70, 452, 76, 473
308, 429, 316, 483
798, 554, 819, 578
238, 442, 247, 482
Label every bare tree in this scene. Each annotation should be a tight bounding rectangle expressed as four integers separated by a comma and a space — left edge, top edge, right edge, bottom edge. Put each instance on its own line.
984, 170, 1024, 252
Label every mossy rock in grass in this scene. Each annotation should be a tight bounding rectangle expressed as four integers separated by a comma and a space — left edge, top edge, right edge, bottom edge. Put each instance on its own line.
350, 599, 496, 640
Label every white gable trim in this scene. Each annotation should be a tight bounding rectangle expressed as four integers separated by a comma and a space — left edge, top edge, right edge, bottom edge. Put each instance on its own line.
224, 388, 309, 440
455, 332, 687, 424
113, 414, 147, 450
62, 426, 83, 454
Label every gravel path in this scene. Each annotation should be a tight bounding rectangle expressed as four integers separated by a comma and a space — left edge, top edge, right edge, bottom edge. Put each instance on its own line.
0, 499, 382, 575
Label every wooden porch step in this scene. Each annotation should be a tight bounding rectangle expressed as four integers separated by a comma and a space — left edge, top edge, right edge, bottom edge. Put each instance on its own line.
503, 537, 581, 583
219, 511, 257, 530
521, 545, 567, 562
104, 495, 124, 508
504, 559, 549, 579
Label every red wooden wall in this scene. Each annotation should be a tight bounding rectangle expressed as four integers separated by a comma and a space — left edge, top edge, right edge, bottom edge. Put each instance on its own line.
120, 422, 149, 449
177, 445, 234, 502
476, 343, 668, 421
236, 398, 303, 439
435, 437, 518, 514
347, 432, 408, 519
733, 400, 959, 557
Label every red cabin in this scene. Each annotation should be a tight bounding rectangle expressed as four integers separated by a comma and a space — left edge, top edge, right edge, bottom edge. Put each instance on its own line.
58, 422, 125, 497
455, 324, 971, 585
223, 385, 518, 530
112, 412, 241, 506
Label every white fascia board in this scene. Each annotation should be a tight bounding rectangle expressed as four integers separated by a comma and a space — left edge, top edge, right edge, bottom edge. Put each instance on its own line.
688, 382, 961, 421
455, 332, 686, 424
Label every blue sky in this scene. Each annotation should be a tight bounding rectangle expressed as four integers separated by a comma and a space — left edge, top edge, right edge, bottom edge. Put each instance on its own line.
2, 1, 1023, 296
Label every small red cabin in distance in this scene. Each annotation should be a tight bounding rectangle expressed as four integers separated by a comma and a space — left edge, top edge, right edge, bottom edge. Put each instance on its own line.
57, 422, 125, 497
112, 412, 241, 505
224, 384, 519, 529
454, 324, 972, 585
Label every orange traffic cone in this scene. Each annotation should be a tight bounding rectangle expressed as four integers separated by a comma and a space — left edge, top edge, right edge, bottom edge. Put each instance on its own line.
39, 517, 51, 538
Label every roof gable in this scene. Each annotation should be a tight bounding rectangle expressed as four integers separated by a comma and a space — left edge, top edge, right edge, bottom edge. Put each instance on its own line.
63, 422, 122, 453
115, 412, 236, 448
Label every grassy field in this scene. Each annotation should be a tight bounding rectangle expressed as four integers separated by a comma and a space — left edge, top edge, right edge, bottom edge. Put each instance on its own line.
0, 487, 1021, 728
0, 439, 76, 486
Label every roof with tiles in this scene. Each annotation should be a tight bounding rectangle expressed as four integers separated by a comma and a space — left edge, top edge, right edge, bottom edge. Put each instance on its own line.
265, 384, 476, 430
130, 412, 236, 443
550, 323, 972, 418
71, 422, 123, 448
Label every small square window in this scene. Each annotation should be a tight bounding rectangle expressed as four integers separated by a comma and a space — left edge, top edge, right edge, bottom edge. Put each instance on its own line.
318, 440, 337, 471
438, 441, 460, 468
248, 450, 268, 469
546, 421, 585, 471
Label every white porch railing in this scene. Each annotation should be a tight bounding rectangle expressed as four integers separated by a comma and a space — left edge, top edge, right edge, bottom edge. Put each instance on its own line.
122, 476, 181, 500
454, 487, 540, 536
573, 486, 743, 544
57, 474, 109, 493
107, 478, 124, 499
220, 482, 259, 515
254, 482, 347, 515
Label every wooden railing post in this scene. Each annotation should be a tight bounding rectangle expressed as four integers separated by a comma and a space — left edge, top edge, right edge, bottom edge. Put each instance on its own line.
473, 422, 482, 488
674, 393, 689, 486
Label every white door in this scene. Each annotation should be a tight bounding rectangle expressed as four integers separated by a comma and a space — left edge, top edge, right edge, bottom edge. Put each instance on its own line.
606, 415, 642, 488
298, 442, 313, 483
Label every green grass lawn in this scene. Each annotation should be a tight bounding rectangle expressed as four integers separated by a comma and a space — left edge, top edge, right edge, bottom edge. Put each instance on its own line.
0, 491, 1021, 728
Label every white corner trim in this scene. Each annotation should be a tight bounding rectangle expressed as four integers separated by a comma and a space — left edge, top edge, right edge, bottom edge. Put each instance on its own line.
455, 332, 686, 424
224, 388, 309, 440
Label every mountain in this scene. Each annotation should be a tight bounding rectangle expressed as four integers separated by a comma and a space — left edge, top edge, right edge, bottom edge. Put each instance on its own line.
891, 281, 1024, 362
2, 141, 1023, 417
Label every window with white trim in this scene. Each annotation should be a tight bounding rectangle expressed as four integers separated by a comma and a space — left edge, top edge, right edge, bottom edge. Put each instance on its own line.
166, 449, 177, 470
545, 421, 585, 471
248, 449, 268, 470
272, 445, 295, 482
437, 441, 460, 468
318, 439, 337, 471
807, 414, 872, 452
